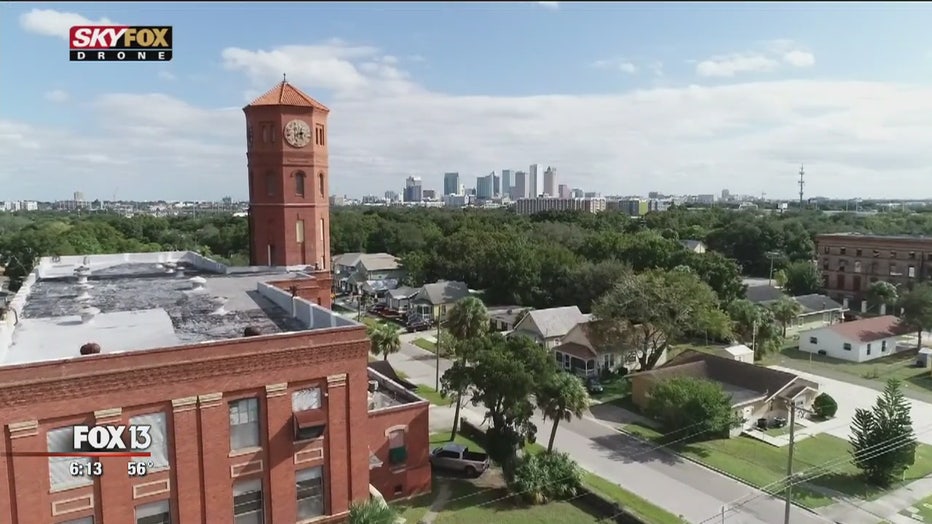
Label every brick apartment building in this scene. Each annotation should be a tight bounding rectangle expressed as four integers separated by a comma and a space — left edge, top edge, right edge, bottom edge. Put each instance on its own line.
0, 80, 430, 524
816, 233, 932, 302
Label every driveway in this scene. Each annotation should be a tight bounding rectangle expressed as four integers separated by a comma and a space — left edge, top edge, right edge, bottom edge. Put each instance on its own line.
768, 365, 932, 445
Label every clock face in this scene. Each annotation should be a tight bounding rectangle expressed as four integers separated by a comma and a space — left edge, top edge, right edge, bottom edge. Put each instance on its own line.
284, 119, 311, 148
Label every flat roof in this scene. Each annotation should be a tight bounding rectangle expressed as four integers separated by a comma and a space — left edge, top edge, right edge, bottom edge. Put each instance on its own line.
2, 251, 358, 367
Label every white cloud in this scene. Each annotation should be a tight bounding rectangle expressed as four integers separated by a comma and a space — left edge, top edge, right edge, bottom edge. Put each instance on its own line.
19, 8, 117, 39
3, 33, 932, 201
537, 2, 560, 9
696, 40, 816, 77
44, 90, 70, 103
157, 70, 177, 81
592, 59, 638, 75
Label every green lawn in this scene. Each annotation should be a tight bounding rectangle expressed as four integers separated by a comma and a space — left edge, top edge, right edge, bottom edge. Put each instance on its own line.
624, 422, 932, 508
361, 316, 383, 329
900, 493, 932, 522
764, 423, 803, 438
416, 385, 452, 406
413, 338, 437, 352
587, 375, 631, 404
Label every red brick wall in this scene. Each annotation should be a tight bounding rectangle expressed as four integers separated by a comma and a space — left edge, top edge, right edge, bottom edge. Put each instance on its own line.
0, 327, 375, 523
268, 274, 333, 310
366, 401, 432, 501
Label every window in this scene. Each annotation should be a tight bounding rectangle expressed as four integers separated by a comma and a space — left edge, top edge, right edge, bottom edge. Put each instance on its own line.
229, 398, 260, 450
295, 172, 306, 197
388, 429, 407, 465
320, 218, 325, 247
890, 251, 897, 259
233, 478, 264, 524
909, 251, 917, 259
853, 275, 862, 291
837, 260, 846, 272
909, 266, 916, 278
867, 343, 872, 356
822, 259, 829, 270
296, 467, 324, 520
843, 343, 852, 351
840, 247, 846, 255
882, 340, 888, 352
836, 274, 845, 289
265, 173, 275, 197
318, 172, 325, 197
822, 246, 829, 254
135, 500, 171, 524
315, 124, 326, 146
48, 426, 92, 490
856, 249, 862, 257
261, 123, 271, 143
62, 517, 94, 524
890, 264, 900, 276
130, 412, 169, 469
296, 220, 305, 244
854, 261, 861, 273
809, 337, 818, 344
873, 249, 881, 258
292, 387, 321, 411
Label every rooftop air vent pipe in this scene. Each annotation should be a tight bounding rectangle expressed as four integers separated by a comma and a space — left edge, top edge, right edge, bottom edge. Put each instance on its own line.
243, 326, 261, 337
80, 306, 100, 323
74, 265, 91, 285
209, 296, 229, 316
80, 342, 101, 355
163, 262, 177, 274
189, 276, 207, 290
175, 267, 186, 278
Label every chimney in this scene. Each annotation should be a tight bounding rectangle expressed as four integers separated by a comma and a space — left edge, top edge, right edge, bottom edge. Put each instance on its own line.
80, 306, 100, 323
80, 342, 101, 355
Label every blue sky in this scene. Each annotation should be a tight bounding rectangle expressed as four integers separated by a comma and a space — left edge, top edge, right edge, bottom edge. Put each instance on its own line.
2, 2, 932, 200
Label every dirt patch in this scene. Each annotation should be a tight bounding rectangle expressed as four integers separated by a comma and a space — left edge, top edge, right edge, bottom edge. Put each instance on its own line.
472, 467, 506, 490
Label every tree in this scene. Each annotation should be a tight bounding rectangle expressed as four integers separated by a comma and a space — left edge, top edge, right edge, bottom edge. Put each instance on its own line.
368, 323, 401, 361
591, 269, 726, 371
782, 260, 822, 296
868, 281, 899, 312
443, 334, 557, 477
770, 296, 803, 337
898, 284, 932, 348
850, 379, 917, 487
773, 269, 788, 288
812, 393, 838, 419
726, 299, 784, 358
536, 373, 589, 452
645, 376, 738, 440
445, 296, 490, 440
511, 451, 582, 504
348, 499, 398, 524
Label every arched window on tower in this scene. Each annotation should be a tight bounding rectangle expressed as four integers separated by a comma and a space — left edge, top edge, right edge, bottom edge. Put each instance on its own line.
295, 172, 306, 197
318, 172, 325, 197
265, 173, 275, 196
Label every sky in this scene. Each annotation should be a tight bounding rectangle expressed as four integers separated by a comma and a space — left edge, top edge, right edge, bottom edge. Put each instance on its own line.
1, 2, 932, 201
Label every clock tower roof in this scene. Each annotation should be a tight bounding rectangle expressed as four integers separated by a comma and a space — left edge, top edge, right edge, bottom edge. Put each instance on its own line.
245, 80, 330, 112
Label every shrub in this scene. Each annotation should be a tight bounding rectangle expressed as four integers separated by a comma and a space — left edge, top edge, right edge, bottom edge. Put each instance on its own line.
510, 451, 582, 505
812, 393, 838, 419
349, 499, 398, 524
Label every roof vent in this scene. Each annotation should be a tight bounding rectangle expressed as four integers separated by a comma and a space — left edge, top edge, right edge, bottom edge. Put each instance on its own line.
243, 326, 262, 337
209, 296, 229, 315
368, 380, 380, 392
80, 342, 101, 355
175, 267, 186, 278
163, 262, 177, 274
80, 306, 100, 323
76, 289, 92, 302
189, 276, 207, 290
74, 265, 91, 285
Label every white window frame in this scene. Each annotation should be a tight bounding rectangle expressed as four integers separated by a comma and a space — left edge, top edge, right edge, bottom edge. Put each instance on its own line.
296, 467, 324, 520
233, 478, 264, 524
229, 398, 260, 450
292, 388, 322, 412
135, 500, 171, 524
61, 517, 94, 524
48, 426, 92, 490
130, 412, 169, 469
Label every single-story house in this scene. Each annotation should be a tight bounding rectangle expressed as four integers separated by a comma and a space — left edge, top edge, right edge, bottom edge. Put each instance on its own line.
409, 281, 470, 322
787, 294, 846, 333
628, 350, 820, 436
680, 239, 707, 254
511, 306, 591, 349
332, 252, 406, 294
552, 319, 667, 377
715, 344, 755, 364
384, 286, 419, 312
798, 315, 911, 363
744, 285, 786, 304
487, 307, 529, 332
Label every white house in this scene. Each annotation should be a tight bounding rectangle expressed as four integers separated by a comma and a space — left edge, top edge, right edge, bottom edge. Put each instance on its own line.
511, 306, 591, 349
716, 344, 755, 363
799, 315, 909, 363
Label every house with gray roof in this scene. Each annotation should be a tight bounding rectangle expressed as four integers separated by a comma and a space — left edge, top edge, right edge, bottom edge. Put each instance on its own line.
409, 281, 470, 322
787, 294, 846, 333
511, 306, 591, 349
680, 239, 707, 254
384, 286, 419, 313
331, 252, 405, 295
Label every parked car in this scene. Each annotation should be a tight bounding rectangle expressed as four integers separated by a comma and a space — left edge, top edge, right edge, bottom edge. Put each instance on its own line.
406, 321, 431, 333
368, 303, 387, 313
585, 376, 604, 394
429, 443, 491, 477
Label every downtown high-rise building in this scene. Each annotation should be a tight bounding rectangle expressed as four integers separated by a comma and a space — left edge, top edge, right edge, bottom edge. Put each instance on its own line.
476, 173, 494, 200
558, 184, 571, 198
443, 172, 461, 195
528, 164, 542, 197
511, 171, 529, 199
543, 167, 557, 197
404, 176, 423, 202
501, 169, 513, 197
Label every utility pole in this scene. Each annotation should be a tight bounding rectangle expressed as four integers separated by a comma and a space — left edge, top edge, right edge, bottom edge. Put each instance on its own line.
783, 401, 797, 524
435, 316, 442, 391
798, 164, 805, 208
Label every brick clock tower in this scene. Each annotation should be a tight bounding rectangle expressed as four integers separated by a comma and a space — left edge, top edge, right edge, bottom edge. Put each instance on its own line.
243, 79, 332, 270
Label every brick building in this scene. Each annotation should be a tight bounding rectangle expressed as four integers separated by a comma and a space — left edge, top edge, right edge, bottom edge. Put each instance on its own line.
0, 80, 430, 524
815, 233, 932, 302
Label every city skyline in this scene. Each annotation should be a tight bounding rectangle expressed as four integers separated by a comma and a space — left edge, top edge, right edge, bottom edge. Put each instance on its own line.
3, 4, 932, 200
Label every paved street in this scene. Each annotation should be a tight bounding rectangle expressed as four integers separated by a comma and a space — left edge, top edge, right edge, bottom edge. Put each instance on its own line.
387, 338, 830, 524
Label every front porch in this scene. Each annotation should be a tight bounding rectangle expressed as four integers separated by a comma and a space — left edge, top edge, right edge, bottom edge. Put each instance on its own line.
554, 344, 621, 378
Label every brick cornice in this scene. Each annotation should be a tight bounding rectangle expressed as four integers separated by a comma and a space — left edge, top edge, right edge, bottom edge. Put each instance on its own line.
0, 340, 366, 407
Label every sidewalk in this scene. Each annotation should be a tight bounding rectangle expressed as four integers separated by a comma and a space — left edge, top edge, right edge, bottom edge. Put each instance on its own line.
817, 475, 932, 523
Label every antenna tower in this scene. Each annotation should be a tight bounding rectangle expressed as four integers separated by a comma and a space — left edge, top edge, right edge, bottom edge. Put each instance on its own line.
798, 164, 805, 206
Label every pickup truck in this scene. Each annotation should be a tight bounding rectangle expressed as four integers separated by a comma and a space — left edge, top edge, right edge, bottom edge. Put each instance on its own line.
429, 443, 491, 477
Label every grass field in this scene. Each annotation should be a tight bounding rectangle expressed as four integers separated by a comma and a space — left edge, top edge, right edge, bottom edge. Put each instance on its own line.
769, 345, 932, 394
415, 385, 452, 406
413, 338, 437, 352
624, 422, 932, 508
899, 492, 932, 522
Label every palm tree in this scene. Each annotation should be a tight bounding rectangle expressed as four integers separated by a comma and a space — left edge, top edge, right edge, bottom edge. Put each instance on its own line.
445, 296, 490, 440
770, 296, 802, 337
537, 373, 589, 452
349, 499, 398, 524
369, 323, 401, 361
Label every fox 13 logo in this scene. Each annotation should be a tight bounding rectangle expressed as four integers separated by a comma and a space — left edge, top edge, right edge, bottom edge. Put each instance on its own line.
69, 26, 173, 62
